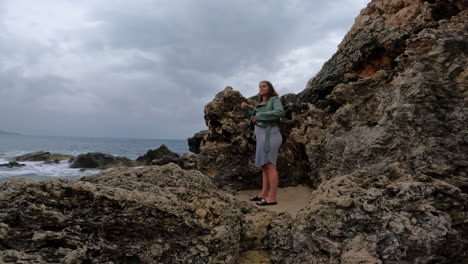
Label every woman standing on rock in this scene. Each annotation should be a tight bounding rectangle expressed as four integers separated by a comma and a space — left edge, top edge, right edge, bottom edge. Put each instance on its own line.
241, 80, 284, 206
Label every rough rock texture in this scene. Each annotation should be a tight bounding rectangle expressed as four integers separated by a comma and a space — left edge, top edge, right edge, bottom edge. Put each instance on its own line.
13, 151, 74, 162
0, 164, 243, 263
195, 0, 467, 262
1, 1, 466, 263
136, 144, 180, 165
69, 152, 135, 169
188, 130, 209, 154
287, 1, 467, 263
149, 152, 199, 170
177, 152, 199, 170
197, 87, 310, 190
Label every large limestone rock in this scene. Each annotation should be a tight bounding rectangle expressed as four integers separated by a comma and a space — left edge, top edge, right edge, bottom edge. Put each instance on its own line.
287, 1, 467, 263
197, 87, 310, 191
0, 164, 243, 263
195, 0, 468, 262
296, 0, 468, 190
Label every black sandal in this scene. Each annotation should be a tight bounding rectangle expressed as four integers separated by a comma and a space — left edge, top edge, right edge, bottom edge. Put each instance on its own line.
256, 198, 277, 206
249, 195, 263, 201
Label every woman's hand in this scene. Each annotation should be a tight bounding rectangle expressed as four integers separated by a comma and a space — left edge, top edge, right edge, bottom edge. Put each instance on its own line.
252, 116, 258, 124
241, 102, 250, 109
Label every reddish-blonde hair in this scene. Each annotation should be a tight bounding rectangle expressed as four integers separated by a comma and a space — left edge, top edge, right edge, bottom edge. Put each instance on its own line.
257, 80, 278, 103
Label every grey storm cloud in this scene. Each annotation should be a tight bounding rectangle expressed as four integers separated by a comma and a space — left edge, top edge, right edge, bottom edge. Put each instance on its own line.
0, 0, 368, 139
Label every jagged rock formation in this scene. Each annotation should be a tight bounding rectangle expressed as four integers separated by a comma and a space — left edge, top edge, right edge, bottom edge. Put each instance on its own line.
136, 144, 180, 165
196, 0, 467, 262
0, 164, 243, 263
137, 145, 199, 170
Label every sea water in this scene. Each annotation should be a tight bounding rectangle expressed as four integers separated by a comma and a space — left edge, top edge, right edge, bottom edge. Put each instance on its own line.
0, 134, 189, 181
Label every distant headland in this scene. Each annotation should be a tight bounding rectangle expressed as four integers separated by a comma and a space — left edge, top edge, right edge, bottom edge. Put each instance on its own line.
0, 130, 21, 135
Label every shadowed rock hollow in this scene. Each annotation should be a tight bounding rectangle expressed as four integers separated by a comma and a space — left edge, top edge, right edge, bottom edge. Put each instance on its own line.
0, 0, 467, 263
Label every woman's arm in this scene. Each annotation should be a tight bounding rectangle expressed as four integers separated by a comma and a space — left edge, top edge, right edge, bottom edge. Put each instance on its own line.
255, 98, 285, 121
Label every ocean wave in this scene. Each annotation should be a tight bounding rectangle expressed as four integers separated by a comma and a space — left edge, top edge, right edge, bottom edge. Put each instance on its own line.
0, 159, 99, 180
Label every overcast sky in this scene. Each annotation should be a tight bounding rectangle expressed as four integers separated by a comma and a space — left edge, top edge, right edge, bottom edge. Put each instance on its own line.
0, 0, 368, 140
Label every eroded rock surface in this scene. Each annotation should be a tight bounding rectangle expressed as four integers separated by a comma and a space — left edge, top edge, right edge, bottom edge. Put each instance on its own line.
196, 0, 467, 262
0, 164, 243, 263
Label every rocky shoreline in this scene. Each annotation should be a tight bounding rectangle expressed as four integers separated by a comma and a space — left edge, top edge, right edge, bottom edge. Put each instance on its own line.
1, 0, 467, 263
1, 144, 196, 172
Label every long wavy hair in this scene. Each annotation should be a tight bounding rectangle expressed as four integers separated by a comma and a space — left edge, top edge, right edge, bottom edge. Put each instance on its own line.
257, 80, 278, 104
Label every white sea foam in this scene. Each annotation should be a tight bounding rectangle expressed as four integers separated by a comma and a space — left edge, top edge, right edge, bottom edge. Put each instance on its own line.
0, 158, 99, 180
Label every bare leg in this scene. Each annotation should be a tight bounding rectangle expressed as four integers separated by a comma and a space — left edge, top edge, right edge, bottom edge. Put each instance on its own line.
259, 163, 278, 203
258, 165, 269, 198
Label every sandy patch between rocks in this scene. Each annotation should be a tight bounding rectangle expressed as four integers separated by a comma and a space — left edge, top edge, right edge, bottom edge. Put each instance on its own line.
235, 185, 314, 218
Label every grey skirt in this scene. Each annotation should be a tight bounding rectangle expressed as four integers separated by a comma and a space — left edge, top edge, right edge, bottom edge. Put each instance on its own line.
254, 125, 282, 167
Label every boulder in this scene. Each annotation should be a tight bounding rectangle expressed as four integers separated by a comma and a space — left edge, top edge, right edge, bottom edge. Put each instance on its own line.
69, 152, 135, 169
13, 151, 74, 162
0, 161, 26, 168
188, 130, 208, 154
136, 144, 179, 165
0, 164, 243, 263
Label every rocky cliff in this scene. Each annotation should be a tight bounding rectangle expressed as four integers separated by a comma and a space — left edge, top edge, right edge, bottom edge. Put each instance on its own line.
197, 0, 467, 262
0, 0, 466, 263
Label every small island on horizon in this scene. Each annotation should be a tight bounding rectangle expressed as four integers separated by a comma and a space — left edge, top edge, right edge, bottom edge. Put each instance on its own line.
0, 130, 21, 135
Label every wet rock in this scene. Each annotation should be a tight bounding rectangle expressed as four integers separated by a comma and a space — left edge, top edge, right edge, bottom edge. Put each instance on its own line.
0, 164, 243, 263
13, 151, 74, 162
43, 160, 60, 165
0, 161, 26, 168
188, 130, 208, 154
69, 152, 135, 169
136, 144, 179, 165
